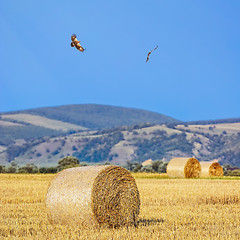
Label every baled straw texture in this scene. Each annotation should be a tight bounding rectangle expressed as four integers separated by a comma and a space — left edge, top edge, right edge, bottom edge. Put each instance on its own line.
167, 157, 201, 178
200, 161, 223, 177
46, 165, 140, 228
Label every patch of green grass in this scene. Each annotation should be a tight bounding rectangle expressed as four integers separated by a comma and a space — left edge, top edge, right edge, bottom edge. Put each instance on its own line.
132, 173, 169, 179
132, 172, 240, 180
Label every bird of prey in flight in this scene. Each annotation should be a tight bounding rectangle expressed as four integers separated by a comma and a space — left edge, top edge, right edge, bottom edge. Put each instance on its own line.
146, 45, 158, 62
71, 34, 85, 52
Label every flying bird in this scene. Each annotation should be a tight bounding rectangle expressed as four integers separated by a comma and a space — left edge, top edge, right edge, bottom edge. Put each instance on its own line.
71, 34, 85, 52
146, 45, 158, 62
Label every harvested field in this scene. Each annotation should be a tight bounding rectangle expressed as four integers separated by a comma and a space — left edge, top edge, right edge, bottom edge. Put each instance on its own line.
1, 114, 87, 131
0, 173, 240, 239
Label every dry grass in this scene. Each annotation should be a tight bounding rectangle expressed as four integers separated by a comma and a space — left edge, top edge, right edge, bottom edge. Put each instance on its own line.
2, 114, 87, 131
1, 173, 240, 239
0, 120, 22, 127
176, 123, 240, 135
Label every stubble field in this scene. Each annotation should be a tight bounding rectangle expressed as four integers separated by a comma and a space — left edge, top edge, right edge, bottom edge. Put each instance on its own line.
0, 173, 240, 239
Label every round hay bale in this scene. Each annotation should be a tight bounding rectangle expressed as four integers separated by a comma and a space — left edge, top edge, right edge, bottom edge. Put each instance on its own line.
167, 157, 201, 178
200, 161, 223, 177
46, 165, 140, 228
142, 159, 153, 166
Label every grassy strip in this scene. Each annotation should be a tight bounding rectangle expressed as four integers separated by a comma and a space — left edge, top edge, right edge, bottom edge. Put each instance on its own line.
132, 172, 240, 180
132, 173, 169, 179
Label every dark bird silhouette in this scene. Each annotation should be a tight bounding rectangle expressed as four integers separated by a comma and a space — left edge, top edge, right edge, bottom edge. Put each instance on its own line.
71, 34, 85, 52
146, 45, 158, 62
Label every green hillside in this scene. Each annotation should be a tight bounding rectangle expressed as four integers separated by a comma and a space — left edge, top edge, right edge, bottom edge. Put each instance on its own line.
0, 104, 178, 146
9, 104, 178, 129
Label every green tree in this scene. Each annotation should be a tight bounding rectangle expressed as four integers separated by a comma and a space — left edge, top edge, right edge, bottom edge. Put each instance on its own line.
18, 164, 38, 173
39, 167, 47, 173
124, 161, 142, 172
46, 167, 58, 173
140, 165, 154, 173
228, 169, 240, 176
39, 167, 58, 173
5, 161, 18, 173
151, 160, 162, 172
6, 166, 17, 173
222, 164, 231, 175
0, 165, 5, 173
11, 161, 18, 169
158, 161, 168, 173
57, 156, 80, 172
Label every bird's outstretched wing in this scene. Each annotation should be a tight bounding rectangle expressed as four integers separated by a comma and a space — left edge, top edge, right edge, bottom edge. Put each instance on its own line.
71, 34, 85, 52
146, 45, 158, 62
75, 45, 85, 52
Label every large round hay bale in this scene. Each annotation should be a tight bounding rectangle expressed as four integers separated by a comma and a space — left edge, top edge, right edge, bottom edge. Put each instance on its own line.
167, 157, 201, 178
46, 165, 140, 228
200, 161, 223, 177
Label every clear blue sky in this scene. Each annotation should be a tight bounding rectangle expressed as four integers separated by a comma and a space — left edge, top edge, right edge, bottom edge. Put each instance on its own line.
0, 0, 239, 121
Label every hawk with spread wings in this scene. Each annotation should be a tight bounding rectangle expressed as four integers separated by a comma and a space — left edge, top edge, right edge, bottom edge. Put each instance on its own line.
146, 45, 158, 62
71, 34, 85, 52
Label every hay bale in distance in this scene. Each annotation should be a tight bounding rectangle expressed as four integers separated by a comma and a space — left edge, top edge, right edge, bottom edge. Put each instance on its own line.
167, 157, 201, 178
200, 161, 223, 177
142, 159, 153, 166
46, 165, 140, 228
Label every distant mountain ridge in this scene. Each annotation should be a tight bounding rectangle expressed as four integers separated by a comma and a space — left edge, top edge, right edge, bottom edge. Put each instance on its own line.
1, 104, 178, 129
185, 118, 240, 125
0, 104, 240, 168
18, 104, 179, 128
0, 104, 178, 145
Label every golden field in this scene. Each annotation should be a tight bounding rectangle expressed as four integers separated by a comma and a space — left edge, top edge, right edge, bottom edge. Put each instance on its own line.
0, 173, 240, 239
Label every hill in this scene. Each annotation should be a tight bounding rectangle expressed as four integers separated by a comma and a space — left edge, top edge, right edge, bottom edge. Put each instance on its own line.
0, 104, 178, 145
1, 121, 240, 167
2, 104, 178, 129
0, 104, 240, 168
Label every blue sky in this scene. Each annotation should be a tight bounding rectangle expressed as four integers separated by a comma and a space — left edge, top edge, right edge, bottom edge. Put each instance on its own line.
0, 0, 239, 121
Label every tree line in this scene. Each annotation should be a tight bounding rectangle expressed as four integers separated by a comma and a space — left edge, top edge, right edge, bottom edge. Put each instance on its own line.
0, 156, 239, 176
